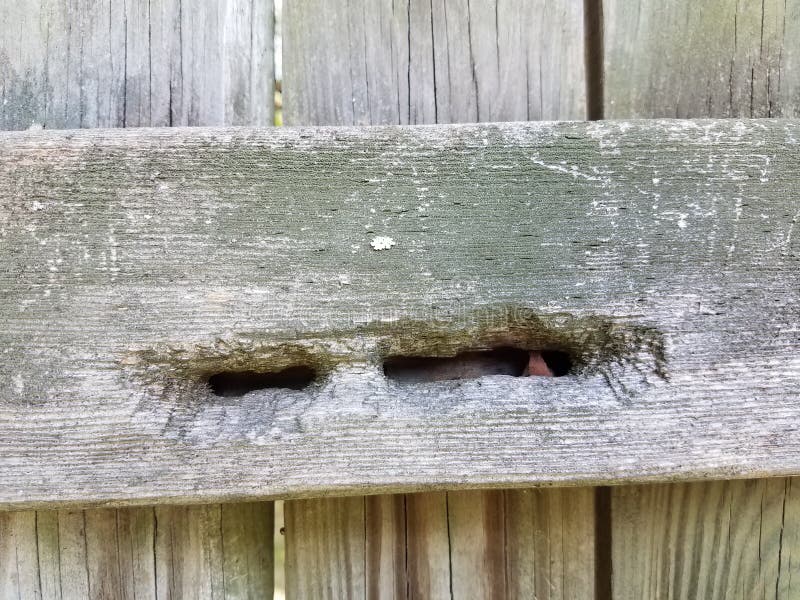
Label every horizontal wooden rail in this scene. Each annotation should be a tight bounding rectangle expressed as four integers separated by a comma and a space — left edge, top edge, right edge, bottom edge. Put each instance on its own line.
0, 119, 798, 509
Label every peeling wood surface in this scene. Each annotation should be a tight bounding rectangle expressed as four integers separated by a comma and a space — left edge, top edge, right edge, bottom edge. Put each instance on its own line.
0, 119, 799, 508
604, 0, 800, 119
283, 0, 586, 125
284, 490, 595, 600
0, 503, 274, 600
0, 0, 274, 130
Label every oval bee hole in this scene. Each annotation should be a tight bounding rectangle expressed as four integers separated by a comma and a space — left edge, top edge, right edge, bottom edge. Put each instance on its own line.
383, 348, 574, 385
539, 350, 573, 377
207, 366, 317, 397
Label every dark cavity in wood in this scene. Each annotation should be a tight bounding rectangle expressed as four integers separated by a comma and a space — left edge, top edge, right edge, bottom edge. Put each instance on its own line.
208, 366, 317, 397
126, 306, 666, 411
383, 348, 573, 384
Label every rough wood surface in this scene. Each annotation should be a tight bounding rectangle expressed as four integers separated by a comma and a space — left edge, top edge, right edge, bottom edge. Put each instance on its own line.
282, 0, 586, 125
0, 0, 274, 130
504, 488, 596, 599
0, 503, 273, 599
285, 497, 367, 599
604, 0, 800, 118
284, 490, 595, 600
281, 7, 594, 596
612, 481, 800, 599
1, 120, 799, 508
1, 4, 276, 598
604, 4, 800, 597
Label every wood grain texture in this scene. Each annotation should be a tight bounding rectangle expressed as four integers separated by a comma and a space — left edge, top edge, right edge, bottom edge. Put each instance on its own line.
285, 497, 367, 599
505, 488, 596, 599
0, 4, 276, 597
364, 495, 406, 599
612, 480, 800, 599
282, 6, 594, 595
283, 490, 595, 599
0, 0, 274, 130
0, 120, 799, 508
605, 4, 800, 597
0, 504, 273, 599
604, 0, 800, 118
282, 0, 586, 125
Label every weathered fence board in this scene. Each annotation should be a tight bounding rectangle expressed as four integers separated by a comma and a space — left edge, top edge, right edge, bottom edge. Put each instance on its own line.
285, 490, 595, 600
281, 5, 593, 596
1, 120, 799, 508
612, 480, 800, 599
0, 3, 276, 598
604, 0, 800, 119
0, 0, 274, 130
285, 497, 366, 598
283, 0, 586, 125
0, 504, 273, 599
603, 3, 800, 597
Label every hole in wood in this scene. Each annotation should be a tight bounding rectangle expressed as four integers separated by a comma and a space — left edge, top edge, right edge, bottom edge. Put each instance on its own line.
538, 350, 573, 377
207, 366, 316, 397
383, 348, 572, 384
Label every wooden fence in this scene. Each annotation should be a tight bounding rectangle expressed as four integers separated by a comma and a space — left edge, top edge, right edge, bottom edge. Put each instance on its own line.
1, 1, 799, 598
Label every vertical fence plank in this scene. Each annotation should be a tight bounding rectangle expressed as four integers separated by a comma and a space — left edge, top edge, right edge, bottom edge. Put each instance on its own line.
506, 488, 596, 599
604, 1, 800, 597
365, 495, 407, 598
283, 0, 586, 126
0, 511, 40, 599
404, 492, 451, 599
281, 1, 592, 597
604, 0, 800, 118
2, 505, 274, 600
35, 511, 63, 600
446, 491, 507, 599
0, 2, 275, 598
612, 481, 800, 600
285, 497, 367, 599
0, 0, 274, 130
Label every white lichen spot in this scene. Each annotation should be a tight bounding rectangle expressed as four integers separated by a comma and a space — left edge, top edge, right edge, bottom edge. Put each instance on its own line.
12, 374, 24, 394
677, 214, 688, 229
652, 178, 661, 185
370, 236, 396, 251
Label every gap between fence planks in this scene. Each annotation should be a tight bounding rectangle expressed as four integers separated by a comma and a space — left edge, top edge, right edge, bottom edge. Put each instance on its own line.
603, 0, 800, 597
0, 2, 276, 598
